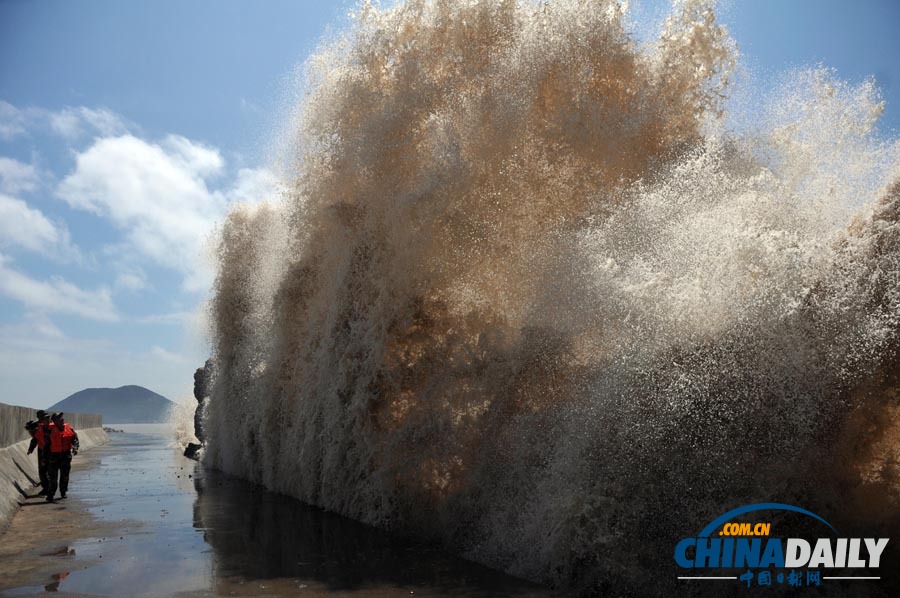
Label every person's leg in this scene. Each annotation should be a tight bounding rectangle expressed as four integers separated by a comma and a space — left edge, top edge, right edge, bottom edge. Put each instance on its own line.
37, 447, 48, 494
46, 453, 60, 501
58, 453, 72, 497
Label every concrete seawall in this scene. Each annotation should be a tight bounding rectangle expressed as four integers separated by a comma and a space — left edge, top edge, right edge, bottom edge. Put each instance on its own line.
0, 401, 108, 532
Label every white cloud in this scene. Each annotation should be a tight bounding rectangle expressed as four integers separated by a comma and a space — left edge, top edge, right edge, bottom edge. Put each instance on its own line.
162, 135, 224, 177
3, 98, 281, 293
230, 167, 283, 204
48, 111, 82, 139
0, 157, 40, 194
0, 193, 79, 260
49, 106, 130, 139
0, 313, 68, 345
24, 312, 66, 339
58, 134, 225, 290
0, 102, 230, 409
0, 100, 131, 141
115, 269, 148, 292
58, 134, 280, 291
136, 311, 193, 325
0, 101, 28, 139
0, 254, 117, 321
150, 345, 190, 363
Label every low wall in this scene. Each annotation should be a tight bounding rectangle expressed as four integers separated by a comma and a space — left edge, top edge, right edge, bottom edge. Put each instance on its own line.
0, 401, 108, 532
0, 402, 103, 448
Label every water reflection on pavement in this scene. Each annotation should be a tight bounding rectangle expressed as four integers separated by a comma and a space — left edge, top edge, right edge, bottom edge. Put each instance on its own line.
0, 427, 550, 597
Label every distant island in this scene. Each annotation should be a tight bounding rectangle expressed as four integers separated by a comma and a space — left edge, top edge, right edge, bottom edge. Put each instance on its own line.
48, 385, 174, 424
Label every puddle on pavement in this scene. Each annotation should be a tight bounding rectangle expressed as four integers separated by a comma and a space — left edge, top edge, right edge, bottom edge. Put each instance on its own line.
1, 428, 550, 597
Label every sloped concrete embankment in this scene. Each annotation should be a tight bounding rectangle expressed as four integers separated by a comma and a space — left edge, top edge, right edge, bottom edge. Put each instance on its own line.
0, 402, 108, 532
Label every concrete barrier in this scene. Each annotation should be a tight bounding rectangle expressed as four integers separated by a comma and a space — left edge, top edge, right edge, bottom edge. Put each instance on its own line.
0, 403, 103, 448
0, 401, 108, 532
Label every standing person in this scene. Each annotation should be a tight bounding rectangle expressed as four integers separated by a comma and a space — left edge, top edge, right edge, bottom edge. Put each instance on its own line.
26, 410, 52, 496
47, 412, 78, 501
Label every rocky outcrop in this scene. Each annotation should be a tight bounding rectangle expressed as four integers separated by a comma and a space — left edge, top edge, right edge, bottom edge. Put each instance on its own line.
184, 359, 215, 460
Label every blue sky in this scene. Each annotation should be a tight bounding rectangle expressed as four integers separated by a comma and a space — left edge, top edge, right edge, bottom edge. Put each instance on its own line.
1, 0, 899, 409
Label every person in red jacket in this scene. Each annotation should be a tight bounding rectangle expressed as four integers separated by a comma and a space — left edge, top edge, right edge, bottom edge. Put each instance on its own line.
46, 412, 78, 502
27, 410, 53, 496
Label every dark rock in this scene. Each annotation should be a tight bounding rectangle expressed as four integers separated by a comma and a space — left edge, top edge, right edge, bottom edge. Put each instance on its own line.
183, 443, 202, 460
192, 359, 215, 444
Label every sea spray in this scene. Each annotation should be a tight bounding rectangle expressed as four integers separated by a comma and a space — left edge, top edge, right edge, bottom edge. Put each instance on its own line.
203, 0, 900, 593
168, 398, 199, 449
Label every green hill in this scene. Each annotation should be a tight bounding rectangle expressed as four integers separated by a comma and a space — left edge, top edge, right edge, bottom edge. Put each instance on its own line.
48, 385, 174, 424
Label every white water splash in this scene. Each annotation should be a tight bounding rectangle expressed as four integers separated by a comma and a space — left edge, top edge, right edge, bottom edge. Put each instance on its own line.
204, 1, 900, 593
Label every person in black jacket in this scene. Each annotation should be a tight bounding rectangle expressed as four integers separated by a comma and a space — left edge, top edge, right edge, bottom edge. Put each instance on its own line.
25, 409, 51, 496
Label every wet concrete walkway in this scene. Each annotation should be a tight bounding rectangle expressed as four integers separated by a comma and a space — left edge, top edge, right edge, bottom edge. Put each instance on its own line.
0, 427, 550, 597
